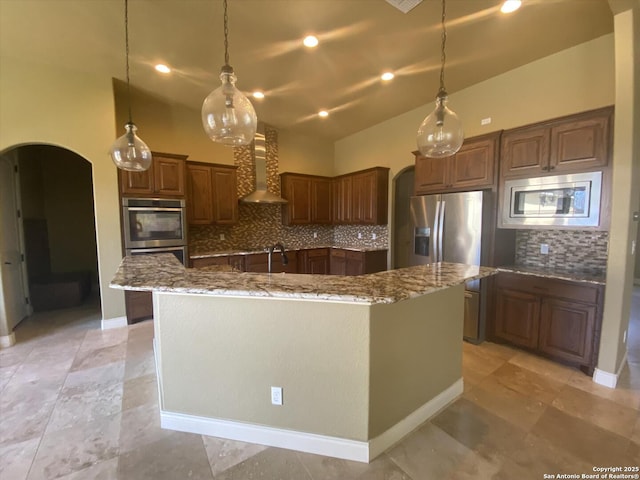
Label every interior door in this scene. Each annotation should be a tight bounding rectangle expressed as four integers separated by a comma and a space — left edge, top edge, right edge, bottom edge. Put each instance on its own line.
0, 156, 29, 332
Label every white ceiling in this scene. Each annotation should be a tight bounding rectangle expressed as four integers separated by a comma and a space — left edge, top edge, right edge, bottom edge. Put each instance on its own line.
0, 0, 614, 141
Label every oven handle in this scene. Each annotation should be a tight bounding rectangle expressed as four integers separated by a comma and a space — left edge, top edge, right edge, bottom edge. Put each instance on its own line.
124, 207, 184, 213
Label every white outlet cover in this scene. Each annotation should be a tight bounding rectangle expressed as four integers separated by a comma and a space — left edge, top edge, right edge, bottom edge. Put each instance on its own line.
481, 117, 492, 125
271, 386, 283, 406
540, 243, 549, 255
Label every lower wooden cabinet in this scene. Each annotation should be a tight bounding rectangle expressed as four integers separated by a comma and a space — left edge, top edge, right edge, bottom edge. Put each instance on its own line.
490, 272, 603, 374
191, 248, 387, 276
124, 290, 153, 324
330, 249, 387, 276
298, 248, 330, 274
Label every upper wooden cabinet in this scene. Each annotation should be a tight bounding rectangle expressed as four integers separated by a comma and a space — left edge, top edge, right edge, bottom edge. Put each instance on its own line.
186, 162, 238, 226
414, 132, 499, 195
501, 106, 612, 178
334, 167, 389, 225
120, 152, 187, 198
280, 173, 333, 225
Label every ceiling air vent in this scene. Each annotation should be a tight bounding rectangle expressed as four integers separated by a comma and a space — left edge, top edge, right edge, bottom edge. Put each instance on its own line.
385, 0, 423, 13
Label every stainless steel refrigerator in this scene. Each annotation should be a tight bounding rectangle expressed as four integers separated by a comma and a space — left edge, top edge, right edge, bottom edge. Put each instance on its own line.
409, 191, 492, 343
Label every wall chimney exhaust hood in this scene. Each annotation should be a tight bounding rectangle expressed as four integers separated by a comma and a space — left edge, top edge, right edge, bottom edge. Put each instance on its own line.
240, 124, 288, 204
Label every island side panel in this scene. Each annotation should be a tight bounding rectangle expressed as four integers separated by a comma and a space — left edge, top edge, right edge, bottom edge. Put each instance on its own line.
154, 293, 371, 441
368, 284, 464, 438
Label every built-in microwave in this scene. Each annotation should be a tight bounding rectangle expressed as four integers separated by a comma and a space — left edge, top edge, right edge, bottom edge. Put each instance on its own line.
500, 171, 602, 228
122, 197, 187, 249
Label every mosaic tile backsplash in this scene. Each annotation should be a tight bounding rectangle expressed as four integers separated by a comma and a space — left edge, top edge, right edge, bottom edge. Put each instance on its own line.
515, 229, 608, 275
188, 125, 389, 254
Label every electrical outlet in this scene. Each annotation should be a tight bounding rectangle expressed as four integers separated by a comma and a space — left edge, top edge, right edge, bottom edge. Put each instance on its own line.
372, 233, 377, 240
481, 117, 492, 125
357, 232, 362, 239
271, 386, 283, 406
219, 234, 225, 241
313, 232, 317, 239
540, 243, 549, 255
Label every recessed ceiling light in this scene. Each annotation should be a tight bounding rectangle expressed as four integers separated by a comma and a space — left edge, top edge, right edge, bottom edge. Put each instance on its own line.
154, 64, 171, 74
381, 72, 395, 81
253, 91, 265, 99
303, 35, 319, 48
500, 0, 521, 14
318, 110, 329, 118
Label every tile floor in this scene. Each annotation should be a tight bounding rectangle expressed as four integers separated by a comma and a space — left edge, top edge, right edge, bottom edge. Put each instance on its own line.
0, 289, 638, 479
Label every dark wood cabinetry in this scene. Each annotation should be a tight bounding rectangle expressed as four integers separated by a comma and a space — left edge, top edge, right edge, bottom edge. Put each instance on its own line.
280, 173, 333, 225
414, 133, 498, 194
245, 252, 298, 273
298, 248, 330, 274
501, 106, 612, 178
124, 290, 153, 324
333, 167, 389, 225
329, 248, 387, 276
120, 152, 187, 197
491, 272, 603, 374
186, 162, 238, 226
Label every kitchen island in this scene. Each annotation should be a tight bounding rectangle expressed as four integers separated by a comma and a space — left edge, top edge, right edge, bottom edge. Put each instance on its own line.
111, 254, 496, 462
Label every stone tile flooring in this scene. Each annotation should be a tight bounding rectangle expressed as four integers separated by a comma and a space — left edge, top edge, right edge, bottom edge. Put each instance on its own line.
0, 290, 638, 479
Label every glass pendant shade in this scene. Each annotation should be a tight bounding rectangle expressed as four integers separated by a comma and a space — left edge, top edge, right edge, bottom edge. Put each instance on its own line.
416, 93, 464, 158
202, 66, 257, 146
109, 122, 152, 171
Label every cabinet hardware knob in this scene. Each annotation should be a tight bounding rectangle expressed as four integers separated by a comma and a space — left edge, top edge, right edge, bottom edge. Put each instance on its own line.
550, 166, 555, 170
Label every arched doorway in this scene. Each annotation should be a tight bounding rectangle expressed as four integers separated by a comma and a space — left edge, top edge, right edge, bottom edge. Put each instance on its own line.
0, 144, 100, 333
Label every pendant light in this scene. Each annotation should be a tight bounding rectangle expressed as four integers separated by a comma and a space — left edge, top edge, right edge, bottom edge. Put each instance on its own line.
201, 0, 257, 146
416, 0, 464, 158
109, 0, 152, 172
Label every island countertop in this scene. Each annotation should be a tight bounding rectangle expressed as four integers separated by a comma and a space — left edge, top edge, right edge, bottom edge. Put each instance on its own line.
110, 254, 496, 305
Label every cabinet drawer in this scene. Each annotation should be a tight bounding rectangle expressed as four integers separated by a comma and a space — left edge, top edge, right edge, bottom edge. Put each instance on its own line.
191, 256, 228, 268
345, 250, 363, 261
496, 272, 600, 304
331, 249, 346, 259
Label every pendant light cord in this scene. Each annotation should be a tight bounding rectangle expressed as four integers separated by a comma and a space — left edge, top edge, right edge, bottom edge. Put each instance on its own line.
438, 0, 447, 96
223, 0, 230, 67
124, 0, 132, 124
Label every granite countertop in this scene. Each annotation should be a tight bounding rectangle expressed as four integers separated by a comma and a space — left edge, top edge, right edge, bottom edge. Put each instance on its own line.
111, 254, 496, 305
190, 245, 388, 259
497, 265, 606, 285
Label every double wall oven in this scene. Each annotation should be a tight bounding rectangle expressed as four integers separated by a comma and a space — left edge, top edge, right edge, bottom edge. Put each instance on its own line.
122, 197, 188, 265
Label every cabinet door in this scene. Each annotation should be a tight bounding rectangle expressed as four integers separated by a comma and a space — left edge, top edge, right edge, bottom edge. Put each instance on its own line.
212, 167, 238, 224
333, 177, 353, 224
125, 291, 153, 324
154, 156, 185, 196
330, 249, 346, 275
282, 175, 312, 224
352, 171, 376, 224
306, 248, 330, 274
345, 250, 364, 276
120, 164, 155, 196
311, 178, 333, 224
494, 288, 540, 349
549, 113, 610, 172
501, 126, 550, 177
538, 298, 595, 364
450, 138, 495, 189
414, 156, 449, 194
187, 164, 214, 225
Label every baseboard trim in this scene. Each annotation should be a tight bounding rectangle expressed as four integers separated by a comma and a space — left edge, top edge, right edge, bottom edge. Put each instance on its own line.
593, 350, 628, 389
160, 378, 463, 463
101, 316, 127, 330
368, 378, 463, 460
0, 332, 16, 349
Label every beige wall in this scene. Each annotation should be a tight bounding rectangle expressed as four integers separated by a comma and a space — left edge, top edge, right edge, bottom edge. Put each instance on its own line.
156, 294, 371, 441
600, 7, 640, 373
154, 288, 463, 442
369, 285, 462, 437
0, 56, 124, 322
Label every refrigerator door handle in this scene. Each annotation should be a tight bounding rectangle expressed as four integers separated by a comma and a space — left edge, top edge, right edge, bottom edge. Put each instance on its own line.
433, 200, 441, 263
438, 200, 445, 262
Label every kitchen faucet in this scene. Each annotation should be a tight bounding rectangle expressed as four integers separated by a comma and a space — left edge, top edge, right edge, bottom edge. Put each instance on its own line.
267, 243, 288, 273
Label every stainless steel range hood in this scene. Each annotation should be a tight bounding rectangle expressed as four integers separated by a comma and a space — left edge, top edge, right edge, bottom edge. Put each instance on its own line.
240, 125, 288, 204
